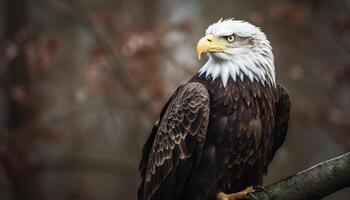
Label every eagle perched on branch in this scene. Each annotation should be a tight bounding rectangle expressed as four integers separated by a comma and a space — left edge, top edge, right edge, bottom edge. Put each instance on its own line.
138, 19, 291, 200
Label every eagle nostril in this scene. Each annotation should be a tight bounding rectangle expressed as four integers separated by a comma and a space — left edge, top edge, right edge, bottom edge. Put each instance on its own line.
207, 38, 212, 42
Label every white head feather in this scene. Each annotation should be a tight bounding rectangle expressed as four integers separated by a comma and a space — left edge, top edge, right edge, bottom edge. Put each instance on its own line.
198, 19, 276, 87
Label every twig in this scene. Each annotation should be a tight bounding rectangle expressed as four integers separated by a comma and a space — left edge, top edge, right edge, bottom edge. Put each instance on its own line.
246, 152, 350, 200
49, 0, 156, 119
76, 0, 155, 116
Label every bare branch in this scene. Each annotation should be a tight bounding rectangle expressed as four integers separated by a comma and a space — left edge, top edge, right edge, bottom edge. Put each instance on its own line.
247, 152, 350, 200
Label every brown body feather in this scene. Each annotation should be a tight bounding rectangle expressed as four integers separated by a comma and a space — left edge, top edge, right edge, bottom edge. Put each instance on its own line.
138, 74, 290, 200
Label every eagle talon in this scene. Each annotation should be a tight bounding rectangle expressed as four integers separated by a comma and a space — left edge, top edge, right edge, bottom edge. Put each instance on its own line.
217, 186, 256, 200
217, 192, 229, 200
253, 185, 267, 192
248, 192, 258, 200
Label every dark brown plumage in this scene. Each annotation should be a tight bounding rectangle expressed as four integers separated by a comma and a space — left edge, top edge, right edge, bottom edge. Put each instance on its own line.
138, 73, 290, 200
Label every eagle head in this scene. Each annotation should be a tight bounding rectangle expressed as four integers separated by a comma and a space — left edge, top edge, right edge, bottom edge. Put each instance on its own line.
196, 19, 275, 87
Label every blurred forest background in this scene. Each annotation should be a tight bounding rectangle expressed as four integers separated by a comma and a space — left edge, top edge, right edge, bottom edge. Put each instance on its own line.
0, 0, 349, 199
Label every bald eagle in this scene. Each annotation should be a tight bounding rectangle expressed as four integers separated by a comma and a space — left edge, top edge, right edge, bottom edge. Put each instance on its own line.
138, 19, 291, 200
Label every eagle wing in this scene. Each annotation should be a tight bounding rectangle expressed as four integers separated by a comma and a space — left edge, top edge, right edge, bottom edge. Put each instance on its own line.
138, 82, 210, 200
267, 84, 291, 165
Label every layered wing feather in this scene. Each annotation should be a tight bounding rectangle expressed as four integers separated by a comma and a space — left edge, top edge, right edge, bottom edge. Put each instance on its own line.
268, 84, 291, 164
138, 82, 210, 200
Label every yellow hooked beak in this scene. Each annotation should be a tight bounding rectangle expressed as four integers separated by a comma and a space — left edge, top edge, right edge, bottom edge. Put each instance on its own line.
196, 34, 227, 60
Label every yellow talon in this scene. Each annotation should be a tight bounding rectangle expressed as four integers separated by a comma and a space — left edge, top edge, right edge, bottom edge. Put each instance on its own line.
217, 186, 256, 200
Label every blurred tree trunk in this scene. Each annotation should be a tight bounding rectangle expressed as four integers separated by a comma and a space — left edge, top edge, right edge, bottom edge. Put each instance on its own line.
140, 0, 158, 29
2, 0, 41, 199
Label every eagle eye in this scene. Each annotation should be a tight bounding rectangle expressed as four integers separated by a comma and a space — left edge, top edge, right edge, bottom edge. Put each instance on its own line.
225, 35, 235, 43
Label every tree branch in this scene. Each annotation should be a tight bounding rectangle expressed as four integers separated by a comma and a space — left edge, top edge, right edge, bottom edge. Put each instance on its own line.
247, 152, 350, 200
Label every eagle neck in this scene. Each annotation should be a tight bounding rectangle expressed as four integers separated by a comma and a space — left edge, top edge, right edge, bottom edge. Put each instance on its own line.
198, 54, 276, 88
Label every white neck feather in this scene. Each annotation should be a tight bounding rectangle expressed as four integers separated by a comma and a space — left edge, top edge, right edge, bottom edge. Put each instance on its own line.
198, 52, 276, 87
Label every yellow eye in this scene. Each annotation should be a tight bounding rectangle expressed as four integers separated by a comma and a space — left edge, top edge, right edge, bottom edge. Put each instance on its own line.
226, 35, 235, 42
